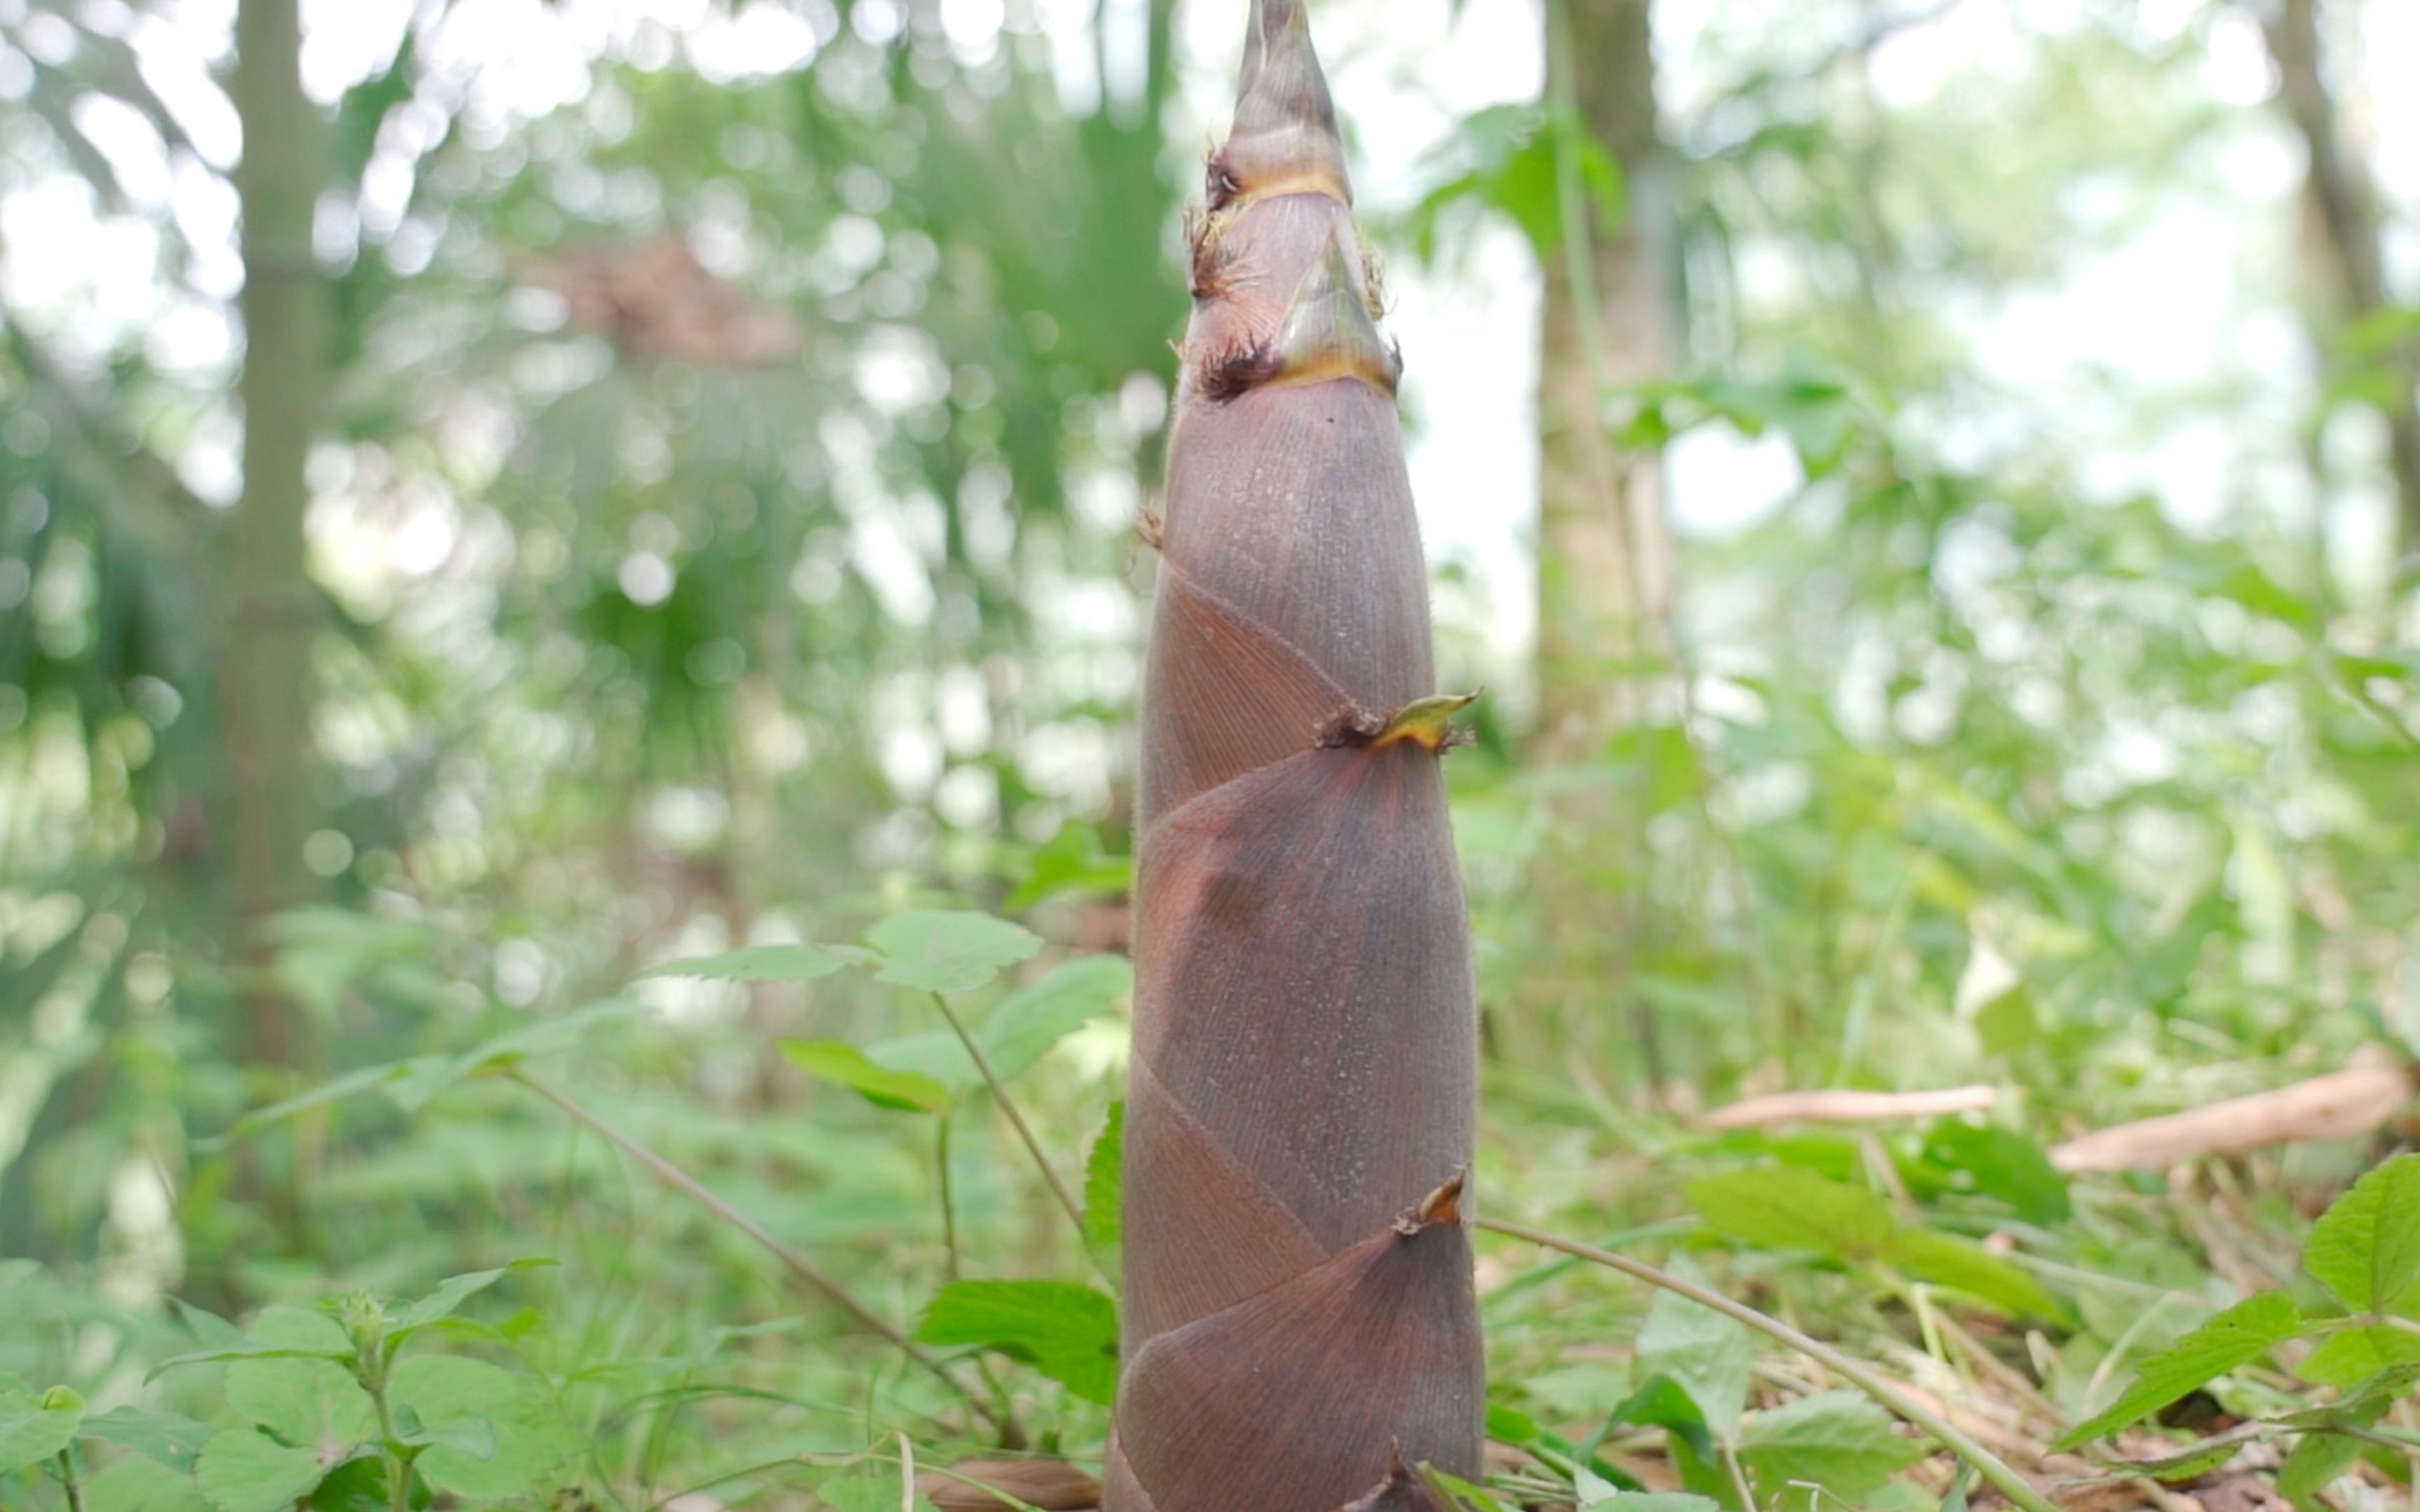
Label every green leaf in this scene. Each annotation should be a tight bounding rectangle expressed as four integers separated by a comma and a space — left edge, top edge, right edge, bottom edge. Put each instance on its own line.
781, 1040, 953, 1112
1922, 1124, 2071, 1225
915, 1280, 1118, 1404
1882, 1228, 2060, 1317
193, 1429, 333, 1512
1739, 1391, 1926, 1506
384, 1355, 576, 1499
389, 1259, 557, 1337
453, 998, 646, 1077
981, 954, 1130, 1079
2277, 1432, 2365, 1504
80, 1454, 214, 1512
864, 911, 1041, 994
1603, 1375, 1716, 1462
1635, 1259, 1750, 1444
2118, 1426, 2262, 1482
81, 1405, 216, 1471
0, 1380, 85, 1474
1583, 1495, 1725, 1512
224, 1359, 377, 1461
2054, 1292, 2303, 1448
2295, 1324, 2420, 1387
637, 943, 857, 982
1686, 1168, 1897, 1260
389, 1402, 496, 1459
2302, 1154, 2420, 1317
1083, 1102, 1123, 1286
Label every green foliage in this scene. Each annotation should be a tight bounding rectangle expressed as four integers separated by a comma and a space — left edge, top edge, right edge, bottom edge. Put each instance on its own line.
914, 1281, 1119, 1404
0, 1380, 84, 1474
1737, 1392, 1928, 1508
783, 1040, 956, 1113
2300, 1153, 2420, 1317
2055, 1293, 2302, 1448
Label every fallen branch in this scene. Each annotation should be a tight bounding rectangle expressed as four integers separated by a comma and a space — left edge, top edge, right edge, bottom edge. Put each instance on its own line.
2049, 1064, 2412, 1174
1700, 1084, 1997, 1130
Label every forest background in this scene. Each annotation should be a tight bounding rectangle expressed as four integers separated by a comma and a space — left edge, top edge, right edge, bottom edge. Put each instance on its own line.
4, 0, 2419, 1508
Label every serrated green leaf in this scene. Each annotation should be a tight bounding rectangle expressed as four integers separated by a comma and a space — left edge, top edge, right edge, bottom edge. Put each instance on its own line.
865, 911, 1041, 994
915, 1280, 1118, 1403
1084, 1102, 1122, 1287
80, 1454, 214, 1512
225, 1359, 376, 1461
0, 1379, 84, 1473
2303, 1154, 2420, 1317
80, 1405, 216, 1471
389, 1259, 556, 1337
981, 954, 1129, 1079
637, 943, 856, 983
2295, 1323, 2420, 1387
384, 1355, 576, 1499
781, 1040, 954, 1112
1635, 1258, 1750, 1445
194, 1429, 331, 1512
1739, 1391, 1927, 1506
2055, 1292, 2302, 1448
1687, 1168, 1898, 1259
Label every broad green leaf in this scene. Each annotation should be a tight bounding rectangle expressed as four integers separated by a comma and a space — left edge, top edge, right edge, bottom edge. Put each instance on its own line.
0, 1381, 84, 1474
224, 1359, 376, 1461
1686, 1168, 1897, 1260
1603, 1375, 1716, 1461
2295, 1324, 2420, 1387
865, 911, 1041, 994
981, 954, 1130, 1079
80, 1454, 214, 1512
193, 1429, 331, 1512
385, 1356, 577, 1500
1739, 1391, 1926, 1506
299, 1457, 392, 1512
1004, 821, 1132, 910
389, 1259, 557, 1337
246, 1306, 353, 1355
1635, 1258, 1750, 1443
781, 1040, 953, 1112
637, 943, 856, 982
147, 1342, 352, 1382
915, 1280, 1118, 1404
2302, 1154, 2420, 1317
1882, 1228, 2059, 1317
80, 1405, 215, 1471
1083, 1102, 1123, 1286
1922, 1124, 2071, 1226
2054, 1292, 2302, 1448
2278, 1432, 2367, 1503
390, 1402, 497, 1459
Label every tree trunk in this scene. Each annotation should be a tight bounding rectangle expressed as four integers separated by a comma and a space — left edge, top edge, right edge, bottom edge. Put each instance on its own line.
225, 0, 327, 1083
1108, 3, 1484, 1506
1528, 0, 1678, 1074
2259, 0, 2420, 559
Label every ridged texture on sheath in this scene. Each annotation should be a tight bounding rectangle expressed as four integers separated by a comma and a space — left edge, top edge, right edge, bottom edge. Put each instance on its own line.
1110, 1, 1484, 1507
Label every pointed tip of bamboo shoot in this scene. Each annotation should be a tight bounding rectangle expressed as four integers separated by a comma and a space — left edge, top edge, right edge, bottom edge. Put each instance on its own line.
1216, 0, 1351, 207
1267, 237, 1399, 393
1393, 1168, 1468, 1236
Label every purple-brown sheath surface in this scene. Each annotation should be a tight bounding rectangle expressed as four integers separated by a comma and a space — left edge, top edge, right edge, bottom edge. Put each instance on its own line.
1110, 2, 1484, 1507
